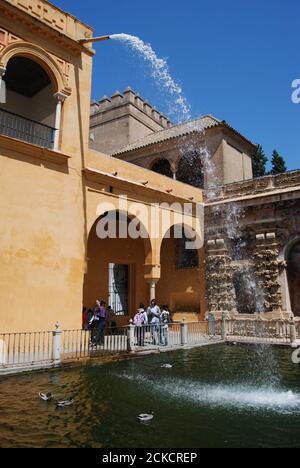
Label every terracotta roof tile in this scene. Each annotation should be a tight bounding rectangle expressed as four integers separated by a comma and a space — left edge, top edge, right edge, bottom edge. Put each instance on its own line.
112, 115, 256, 156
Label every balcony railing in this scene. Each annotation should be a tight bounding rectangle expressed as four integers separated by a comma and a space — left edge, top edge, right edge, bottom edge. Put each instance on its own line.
0, 108, 55, 149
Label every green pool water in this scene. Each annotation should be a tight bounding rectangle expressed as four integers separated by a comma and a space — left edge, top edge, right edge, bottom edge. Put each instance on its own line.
0, 344, 300, 448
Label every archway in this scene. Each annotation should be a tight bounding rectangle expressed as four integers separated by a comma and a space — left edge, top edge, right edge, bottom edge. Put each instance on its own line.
151, 158, 173, 178
287, 241, 300, 317
156, 224, 202, 320
0, 54, 61, 149
177, 153, 204, 188
83, 211, 151, 325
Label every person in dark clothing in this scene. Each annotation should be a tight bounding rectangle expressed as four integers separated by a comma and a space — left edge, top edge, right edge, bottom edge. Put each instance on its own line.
90, 300, 108, 345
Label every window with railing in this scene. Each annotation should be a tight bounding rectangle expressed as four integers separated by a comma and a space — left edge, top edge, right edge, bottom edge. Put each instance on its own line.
0, 56, 57, 149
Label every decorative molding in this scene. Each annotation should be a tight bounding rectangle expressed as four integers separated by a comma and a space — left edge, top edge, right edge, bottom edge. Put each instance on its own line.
1, 0, 93, 44
0, 133, 70, 166
0, 39, 72, 96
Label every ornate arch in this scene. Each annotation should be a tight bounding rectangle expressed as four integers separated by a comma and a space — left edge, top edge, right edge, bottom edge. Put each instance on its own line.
0, 41, 71, 96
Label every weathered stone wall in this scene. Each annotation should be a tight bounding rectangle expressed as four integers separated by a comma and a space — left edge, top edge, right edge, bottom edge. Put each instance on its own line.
205, 171, 300, 319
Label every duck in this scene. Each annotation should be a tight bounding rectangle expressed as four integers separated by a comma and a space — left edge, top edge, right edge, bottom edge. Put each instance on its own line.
39, 392, 53, 402
138, 411, 154, 423
56, 398, 74, 408
161, 364, 173, 369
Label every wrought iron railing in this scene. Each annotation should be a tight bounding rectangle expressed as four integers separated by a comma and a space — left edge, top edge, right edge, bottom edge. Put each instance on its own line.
0, 108, 55, 149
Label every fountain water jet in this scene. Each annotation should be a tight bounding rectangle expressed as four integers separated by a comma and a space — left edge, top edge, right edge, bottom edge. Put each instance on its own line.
110, 34, 191, 123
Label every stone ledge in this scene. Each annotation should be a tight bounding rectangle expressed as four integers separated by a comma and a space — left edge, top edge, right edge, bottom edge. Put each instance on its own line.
0, 134, 71, 166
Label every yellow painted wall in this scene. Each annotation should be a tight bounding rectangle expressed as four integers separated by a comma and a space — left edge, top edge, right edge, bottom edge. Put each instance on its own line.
156, 236, 202, 317
83, 223, 149, 327
0, 1, 94, 333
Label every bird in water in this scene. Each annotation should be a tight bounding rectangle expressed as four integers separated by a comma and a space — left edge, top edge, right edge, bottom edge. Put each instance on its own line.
39, 393, 53, 402
138, 411, 154, 423
161, 364, 173, 369
56, 398, 74, 408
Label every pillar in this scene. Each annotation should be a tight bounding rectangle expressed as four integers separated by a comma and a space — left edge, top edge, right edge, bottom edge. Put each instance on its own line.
181, 320, 188, 346
52, 323, 62, 364
127, 320, 135, 352
148, 279, 158, 302
290, 319, 297, 346
53, 92, 67, 150
0, 67, 6, 104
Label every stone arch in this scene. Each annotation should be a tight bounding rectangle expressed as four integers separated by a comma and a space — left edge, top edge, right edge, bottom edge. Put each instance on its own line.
94, 204, 155, 267
177, 153, 204, 188
157, 221, 203, 318
84, 208, 155, 323
283, 234, 300, 317
279, 233, 300, 316
150, 158, 173, 178
0, 41, 70, 96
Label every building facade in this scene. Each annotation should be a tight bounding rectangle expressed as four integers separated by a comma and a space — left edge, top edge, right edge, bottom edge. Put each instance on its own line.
0, 0, 204, 333
0, 0, 299, 336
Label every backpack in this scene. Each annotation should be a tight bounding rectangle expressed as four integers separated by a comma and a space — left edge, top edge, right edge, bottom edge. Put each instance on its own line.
134, 313, 143, 326
161, 311, 169, 325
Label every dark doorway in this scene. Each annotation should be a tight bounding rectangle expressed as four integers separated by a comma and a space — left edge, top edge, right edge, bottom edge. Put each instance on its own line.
151, 159, 173, 178
287, 241, 300, 317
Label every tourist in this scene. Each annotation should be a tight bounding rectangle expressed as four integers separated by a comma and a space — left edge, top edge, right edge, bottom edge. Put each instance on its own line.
147, 299, 161, 345
160, 305, 170, 346
133, 304, 148, 346
90, 300, 108, 345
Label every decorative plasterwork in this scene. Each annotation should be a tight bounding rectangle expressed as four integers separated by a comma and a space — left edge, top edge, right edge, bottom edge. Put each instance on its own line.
0, 32, 72, 96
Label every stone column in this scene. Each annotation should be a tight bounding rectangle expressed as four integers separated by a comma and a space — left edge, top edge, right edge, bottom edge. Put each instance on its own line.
181, 320, 188, 346
53, 92, 67, 150
127, 320, 135, 352
52, 323, 62, 365
0, 67, 6, 104
206, 238, 237, 317
254, 233, 282, 314
148, 279, 158, 302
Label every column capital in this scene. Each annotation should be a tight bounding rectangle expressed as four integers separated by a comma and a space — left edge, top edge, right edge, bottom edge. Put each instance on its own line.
0, 66, 6, 78
53, 92, 68, 102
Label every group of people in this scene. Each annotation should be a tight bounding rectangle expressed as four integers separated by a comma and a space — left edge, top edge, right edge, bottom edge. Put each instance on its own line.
82, 298, 172, 348
133, 299, 172, 347
82, 301, 117, 345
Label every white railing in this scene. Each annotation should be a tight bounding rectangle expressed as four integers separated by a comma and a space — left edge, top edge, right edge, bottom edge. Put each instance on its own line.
1, 319, 296, 374
0, 331, 53, 368
62, 327, 128, 360
222, 319, 293, 344
133, 323, 181, 349
132, 321, 213, 350
187, 321, 209, 344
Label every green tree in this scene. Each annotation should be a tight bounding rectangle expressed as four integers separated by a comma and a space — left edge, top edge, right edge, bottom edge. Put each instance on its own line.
252, 145, 268, 178
271, 149, 287, 175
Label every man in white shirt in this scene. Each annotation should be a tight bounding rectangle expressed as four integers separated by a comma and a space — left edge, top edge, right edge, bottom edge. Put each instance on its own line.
147, 299, 161, 345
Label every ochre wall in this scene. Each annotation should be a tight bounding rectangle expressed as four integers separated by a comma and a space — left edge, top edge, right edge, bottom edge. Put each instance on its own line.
83, 225, 149, 326
0, 4, 94, 333
156, 236, 203, 317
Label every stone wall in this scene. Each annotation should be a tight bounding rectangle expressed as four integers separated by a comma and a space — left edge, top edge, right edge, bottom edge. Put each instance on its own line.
205, 171, 300, 319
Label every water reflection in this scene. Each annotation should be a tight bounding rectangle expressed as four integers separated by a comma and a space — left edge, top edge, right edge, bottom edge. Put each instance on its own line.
0, 344, 299, 448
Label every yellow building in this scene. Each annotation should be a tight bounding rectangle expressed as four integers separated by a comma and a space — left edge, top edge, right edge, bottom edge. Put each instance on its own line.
0, 0, 205, 333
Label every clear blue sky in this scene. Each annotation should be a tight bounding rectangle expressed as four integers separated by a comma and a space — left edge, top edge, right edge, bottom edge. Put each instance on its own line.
57, 0, 299, 170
